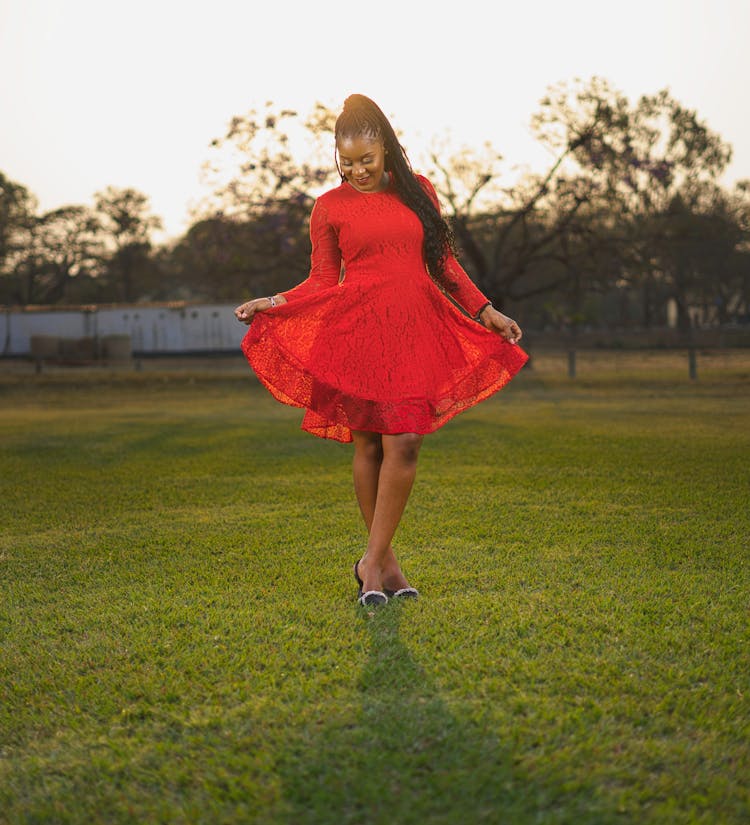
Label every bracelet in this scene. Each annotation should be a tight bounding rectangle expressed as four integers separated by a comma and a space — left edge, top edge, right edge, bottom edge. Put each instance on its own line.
267, 295, 277, 308
475, 301, 492, 322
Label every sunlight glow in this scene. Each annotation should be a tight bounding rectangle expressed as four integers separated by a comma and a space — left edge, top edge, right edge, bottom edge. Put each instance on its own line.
0, 0, 747, 238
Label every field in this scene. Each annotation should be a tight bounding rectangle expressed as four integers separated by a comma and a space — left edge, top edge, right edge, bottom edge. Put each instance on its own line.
1, 351, 748, 824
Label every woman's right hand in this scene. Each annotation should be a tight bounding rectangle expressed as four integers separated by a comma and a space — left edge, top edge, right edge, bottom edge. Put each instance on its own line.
234, 296, 285, 325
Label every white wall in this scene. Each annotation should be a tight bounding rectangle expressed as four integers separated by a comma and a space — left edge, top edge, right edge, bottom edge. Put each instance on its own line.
1, 303, 248, 356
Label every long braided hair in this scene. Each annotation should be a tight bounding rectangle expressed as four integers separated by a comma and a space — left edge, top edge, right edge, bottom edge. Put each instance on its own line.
334, 94, 457, 290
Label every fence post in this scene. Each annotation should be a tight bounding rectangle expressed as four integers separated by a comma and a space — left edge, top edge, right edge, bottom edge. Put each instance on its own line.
568, 349, 577, 379
687, 323, 698, 380
688, 346, 697, 380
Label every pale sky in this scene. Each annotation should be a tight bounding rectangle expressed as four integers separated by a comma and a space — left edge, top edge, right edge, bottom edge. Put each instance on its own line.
1, 0, 748, 239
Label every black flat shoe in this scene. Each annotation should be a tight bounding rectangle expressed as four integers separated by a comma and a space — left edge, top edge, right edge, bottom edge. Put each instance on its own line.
354, 561, 388, 606
353, 561, 364, 599
358, 590, 388, 607
384, 587, 419, 600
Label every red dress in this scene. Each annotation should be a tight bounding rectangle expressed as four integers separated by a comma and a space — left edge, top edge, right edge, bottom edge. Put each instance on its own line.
241, 174, 528, 442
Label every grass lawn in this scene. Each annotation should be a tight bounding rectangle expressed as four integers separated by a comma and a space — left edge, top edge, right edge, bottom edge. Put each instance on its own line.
1, 352, 748, 824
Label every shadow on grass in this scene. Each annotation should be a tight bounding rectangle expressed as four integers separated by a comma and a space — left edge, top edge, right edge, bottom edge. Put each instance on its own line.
275, 604, 537, 825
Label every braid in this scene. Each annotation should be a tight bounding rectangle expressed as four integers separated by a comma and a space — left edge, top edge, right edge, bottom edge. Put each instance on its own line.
335, 94, 457, 290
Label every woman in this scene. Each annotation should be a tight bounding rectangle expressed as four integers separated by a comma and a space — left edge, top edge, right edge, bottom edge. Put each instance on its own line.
235, 94, 527, 606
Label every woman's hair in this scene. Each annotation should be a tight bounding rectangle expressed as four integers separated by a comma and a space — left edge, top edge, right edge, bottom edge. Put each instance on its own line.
334, 93, 457, 290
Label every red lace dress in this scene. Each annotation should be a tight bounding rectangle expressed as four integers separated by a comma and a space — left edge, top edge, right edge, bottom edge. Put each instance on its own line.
241, 174, 528, 442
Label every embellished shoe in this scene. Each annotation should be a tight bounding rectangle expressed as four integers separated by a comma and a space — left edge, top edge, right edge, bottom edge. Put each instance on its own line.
353, 561, 388, 607
358, 590, 389, 607
353, 561, 364, 599
384, 586, 419, 600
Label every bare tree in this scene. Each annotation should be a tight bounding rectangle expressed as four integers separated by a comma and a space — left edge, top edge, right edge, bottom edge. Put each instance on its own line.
182, 103, 339, 298
531, 78, 733, 329
182, 84, 743, 329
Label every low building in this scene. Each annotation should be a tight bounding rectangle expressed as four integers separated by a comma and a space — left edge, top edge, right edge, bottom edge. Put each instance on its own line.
1, 302, 246, 358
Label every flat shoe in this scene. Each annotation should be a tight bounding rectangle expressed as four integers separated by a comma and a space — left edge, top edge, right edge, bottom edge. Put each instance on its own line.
384, 587, 419, 600
354, 562, 388, 606
353, 561, 364, 599
358, 590, 388, 607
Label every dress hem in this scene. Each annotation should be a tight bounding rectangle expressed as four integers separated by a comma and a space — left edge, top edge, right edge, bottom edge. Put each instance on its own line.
242, 328, 528, 443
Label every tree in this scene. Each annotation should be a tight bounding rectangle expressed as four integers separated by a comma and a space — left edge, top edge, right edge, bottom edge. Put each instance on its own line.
187, 85, 744, 331
424, 78, 736, 329
14, 206, 103, 304
531, 78, 733, 329
177, 103, 340, 299
167, 212, 311, 302
0, 173, 37, 303
202, 102, 336, 218
426, 132, 606, 315
650, 180, 750, 328
94, 187, 163, 302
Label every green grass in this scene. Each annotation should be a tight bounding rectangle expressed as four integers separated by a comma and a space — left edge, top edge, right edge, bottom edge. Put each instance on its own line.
1, 353, 748, 824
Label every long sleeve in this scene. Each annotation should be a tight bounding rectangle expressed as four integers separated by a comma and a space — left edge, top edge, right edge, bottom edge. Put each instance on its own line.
280, 200, 342, 302
417, 175, 490, 319
240, 173, 528, 444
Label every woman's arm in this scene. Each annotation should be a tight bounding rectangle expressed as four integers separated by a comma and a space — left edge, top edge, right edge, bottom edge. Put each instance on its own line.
280, 200, 341, 301
235, 199, 341, 324
417, 175, 522, 343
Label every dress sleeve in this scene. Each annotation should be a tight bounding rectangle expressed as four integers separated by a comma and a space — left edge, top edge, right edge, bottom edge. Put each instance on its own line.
280, 199, 342, 302
417, 175, 491, 319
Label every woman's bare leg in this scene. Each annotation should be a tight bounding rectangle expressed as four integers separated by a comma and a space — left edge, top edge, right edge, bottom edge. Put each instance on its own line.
352, 430, 383, 530
352, 431, 412, 592
352, 431, 423, 594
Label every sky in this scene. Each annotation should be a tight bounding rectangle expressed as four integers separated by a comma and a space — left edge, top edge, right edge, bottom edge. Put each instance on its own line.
1, 0, 748, 240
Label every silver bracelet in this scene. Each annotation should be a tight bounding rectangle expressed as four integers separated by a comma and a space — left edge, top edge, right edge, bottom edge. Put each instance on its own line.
267, 295, 277, 308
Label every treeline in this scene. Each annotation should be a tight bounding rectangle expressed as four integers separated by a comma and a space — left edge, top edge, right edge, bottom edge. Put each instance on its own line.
1, 78, 748, 332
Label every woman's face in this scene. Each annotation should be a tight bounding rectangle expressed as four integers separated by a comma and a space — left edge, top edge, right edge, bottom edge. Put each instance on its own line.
337, 134, 388, 193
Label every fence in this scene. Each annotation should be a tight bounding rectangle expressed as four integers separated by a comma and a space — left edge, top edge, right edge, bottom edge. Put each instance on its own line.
2, 302, 749, 382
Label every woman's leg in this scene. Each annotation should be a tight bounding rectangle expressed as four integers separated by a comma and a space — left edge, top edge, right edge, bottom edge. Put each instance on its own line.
351, 431, 412, 592
351, 430, 383, 530
352, 431, 423, 594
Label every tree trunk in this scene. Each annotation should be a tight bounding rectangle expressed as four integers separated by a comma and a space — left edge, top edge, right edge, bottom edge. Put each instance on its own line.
642, 278, 652, 329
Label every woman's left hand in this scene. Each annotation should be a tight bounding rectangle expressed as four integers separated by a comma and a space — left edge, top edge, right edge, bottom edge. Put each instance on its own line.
479, 305, 523, 344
